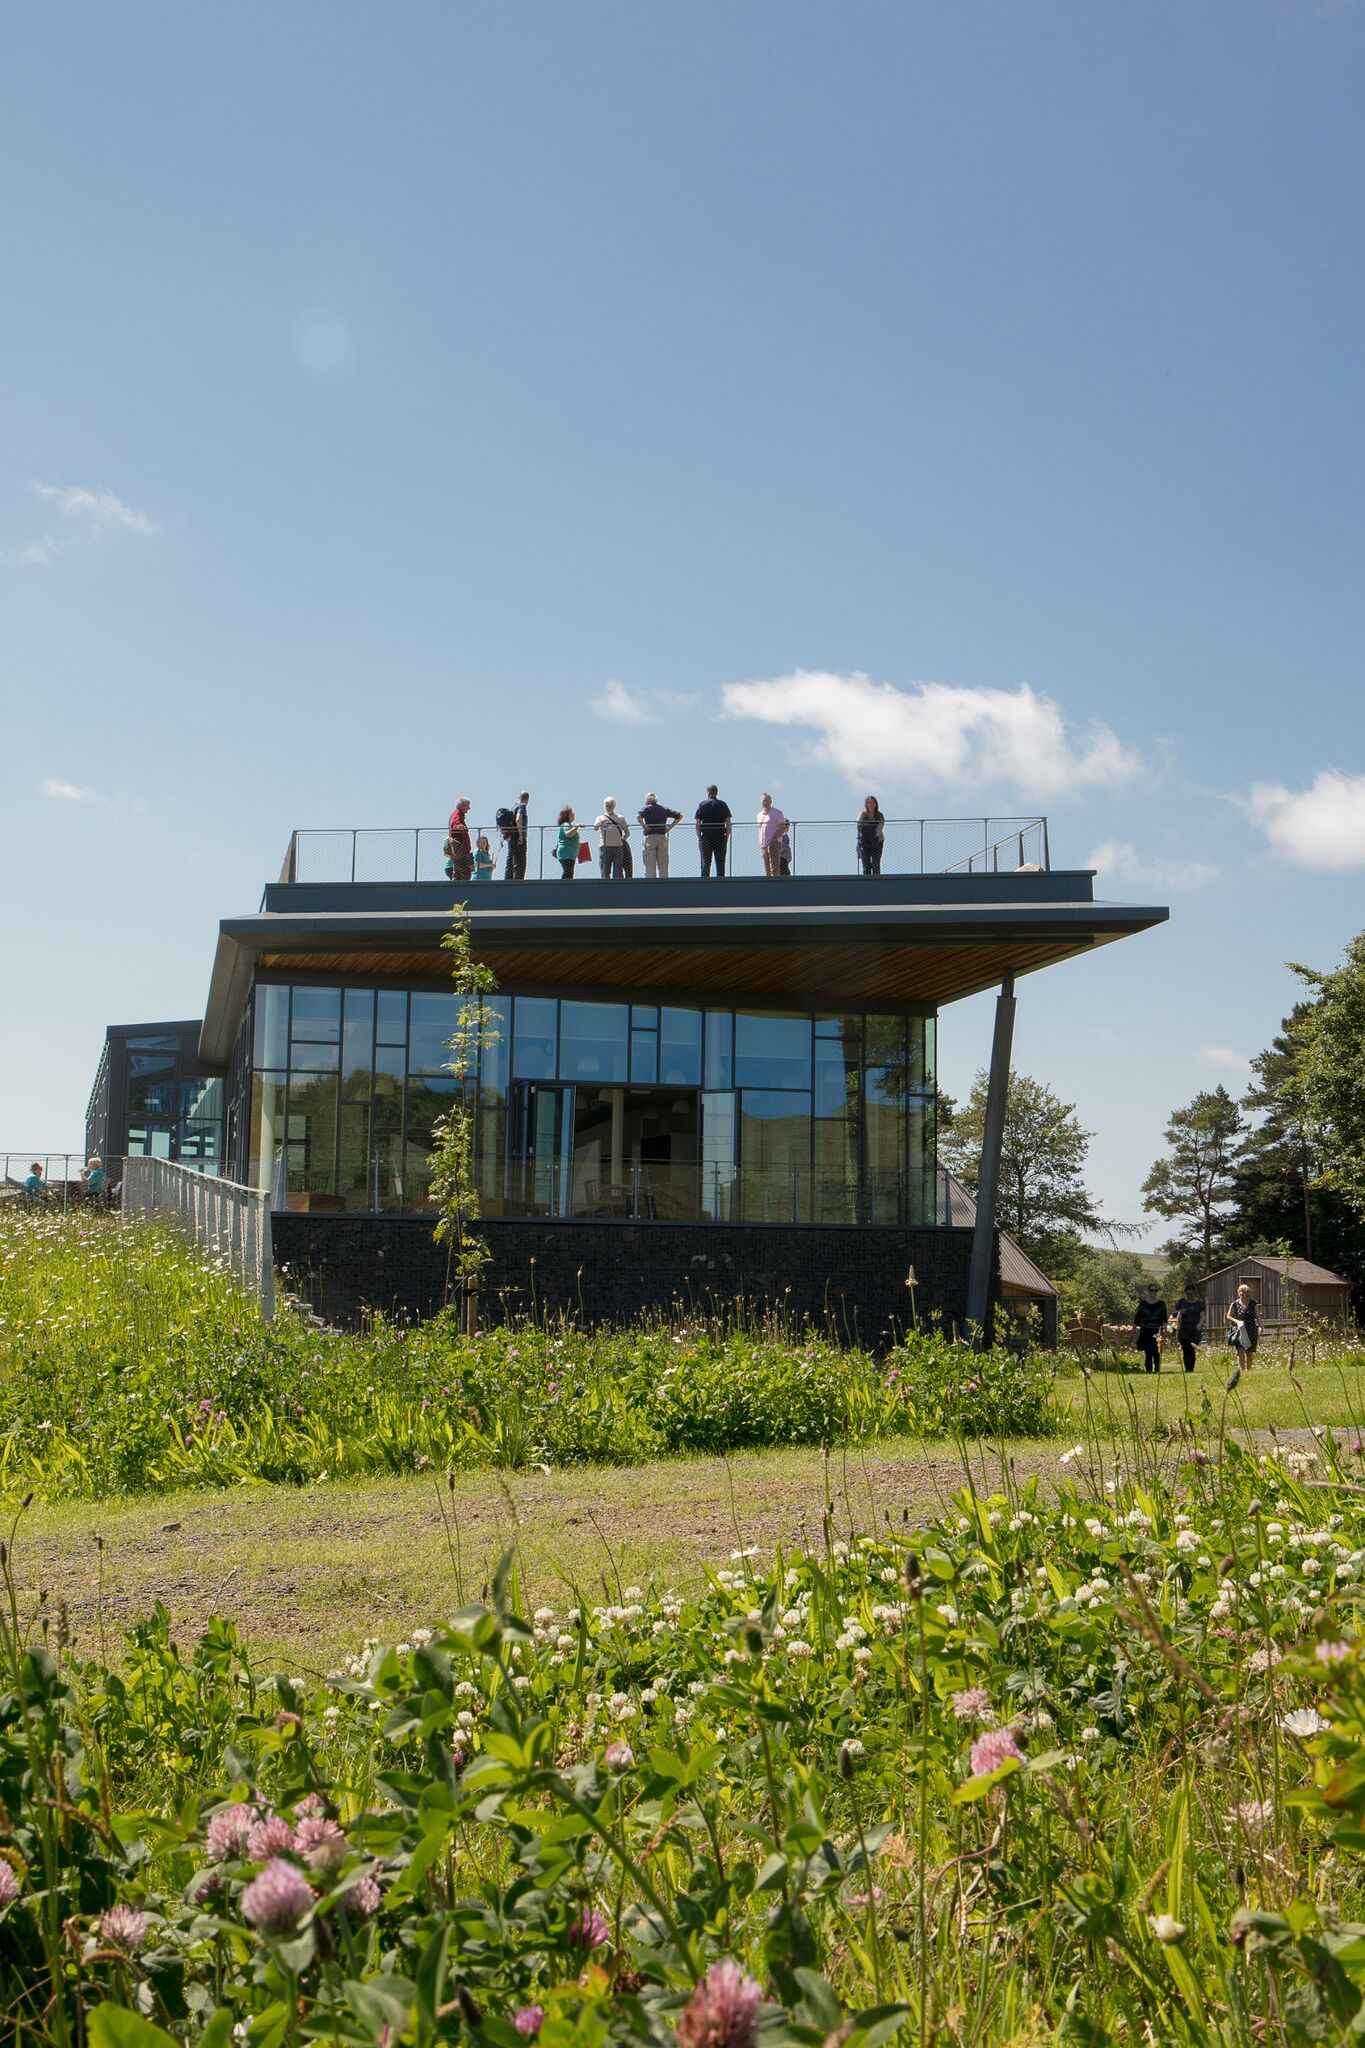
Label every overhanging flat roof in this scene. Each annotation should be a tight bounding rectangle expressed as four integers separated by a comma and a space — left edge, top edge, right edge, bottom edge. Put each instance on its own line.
200, 871, 1167, 1065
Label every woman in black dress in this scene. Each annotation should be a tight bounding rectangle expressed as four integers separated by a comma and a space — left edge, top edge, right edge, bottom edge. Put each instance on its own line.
857, 796, 885, 877
1226, 1283, 1260, 1363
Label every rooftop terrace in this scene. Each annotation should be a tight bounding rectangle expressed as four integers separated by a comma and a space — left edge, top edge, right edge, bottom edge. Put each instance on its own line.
278, 814, 1051, 886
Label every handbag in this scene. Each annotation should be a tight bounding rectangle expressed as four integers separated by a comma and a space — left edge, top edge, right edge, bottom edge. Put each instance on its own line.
577, 840, 593, 864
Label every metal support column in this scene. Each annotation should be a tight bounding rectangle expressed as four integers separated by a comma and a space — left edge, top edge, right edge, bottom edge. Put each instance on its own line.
965, 972, 1016, 1347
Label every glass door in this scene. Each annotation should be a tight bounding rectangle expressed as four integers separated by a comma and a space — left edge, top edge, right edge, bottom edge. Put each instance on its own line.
508, 1083, 572, 1215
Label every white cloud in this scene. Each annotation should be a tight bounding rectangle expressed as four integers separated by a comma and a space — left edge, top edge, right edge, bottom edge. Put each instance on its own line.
40, 777, 100, 803
17, 533, 61, 568
720, 670, 1132, 798
32, 482, 156, 536
1249, 770, 1365, 869
591, 678, 658, 726
1085, 837, 1219, 889
1202, 1045, 1252, 1073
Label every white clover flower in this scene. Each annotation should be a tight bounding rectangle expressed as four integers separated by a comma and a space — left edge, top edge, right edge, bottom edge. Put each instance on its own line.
1084, 1519, 1106, 1540
1080, 1726, 1101, 1742
533, 1608, 555, 1625
786, 1641, 815, 1659
1150, 1914, 1186, 1944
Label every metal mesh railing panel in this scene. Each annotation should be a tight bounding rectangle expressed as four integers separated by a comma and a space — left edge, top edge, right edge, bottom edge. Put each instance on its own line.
283, 816, 1049, 884
121, 1157, 274, 1319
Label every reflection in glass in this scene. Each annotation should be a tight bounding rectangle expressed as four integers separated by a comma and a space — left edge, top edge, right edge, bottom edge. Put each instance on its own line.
739, 1090, 812, 1222
512, 997, 557, 1080
814, 1019, 861, 1118
735, 1011, 811, 1090
702, 1091, 736, 1219
249, 1074, 286, 1188
814, 1118, 859, 1223
660, 1008, 702, 1086
704, 1011, 733, 1091
409, 993, 458, 1075
288, 1042, 340, 1073
864, 1068, 905, 1224
372, 1048, 405, 1210
285, 1071, 339, 1203
253, 987, 289, 1070
377, 989, 408, 1045
631, 1031, 658, 1085
342, 989, 375, 1084
559, 1001, 628, 1083
290, 987, 342, 1043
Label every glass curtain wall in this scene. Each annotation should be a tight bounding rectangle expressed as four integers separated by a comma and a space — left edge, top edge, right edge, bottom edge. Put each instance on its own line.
237, 982, 936, 1223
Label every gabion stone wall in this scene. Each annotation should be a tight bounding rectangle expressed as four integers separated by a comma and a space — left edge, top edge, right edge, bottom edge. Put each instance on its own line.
271, 1215, 999, 1350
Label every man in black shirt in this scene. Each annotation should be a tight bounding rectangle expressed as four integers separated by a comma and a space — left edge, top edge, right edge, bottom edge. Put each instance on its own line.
1134, 1282, 1168, 1373
695, 785, 733, 877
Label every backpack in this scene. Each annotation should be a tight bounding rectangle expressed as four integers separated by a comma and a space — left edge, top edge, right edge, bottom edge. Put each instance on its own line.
495, 805, 517, 836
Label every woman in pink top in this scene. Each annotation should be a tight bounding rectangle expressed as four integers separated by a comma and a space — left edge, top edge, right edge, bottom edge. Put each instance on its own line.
756, 794, 787, 878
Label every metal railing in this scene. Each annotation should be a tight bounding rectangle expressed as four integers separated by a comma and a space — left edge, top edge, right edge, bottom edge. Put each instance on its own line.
121, 1156, 275, 1319
278, 816, 1049, 886
0, 1151, 112, 1213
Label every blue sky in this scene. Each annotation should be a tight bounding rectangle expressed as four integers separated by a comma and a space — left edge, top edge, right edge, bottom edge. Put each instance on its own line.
3, 1, 1363, 1238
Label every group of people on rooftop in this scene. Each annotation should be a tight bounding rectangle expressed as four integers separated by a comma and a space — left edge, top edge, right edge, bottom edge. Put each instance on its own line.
443, 791, 889, 882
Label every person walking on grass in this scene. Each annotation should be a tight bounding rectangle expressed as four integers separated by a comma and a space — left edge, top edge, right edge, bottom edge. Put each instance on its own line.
1173, 1279, 1205, 1373
1227, 1282, 1260, 1363
555, 806, 581, 880
695, 784, 732, 877
637, 792, 682, 879
594, 798, 630, 880
757, 793, 787, 879
857, 795, 885, 876
1134, 1280, 1167, 1373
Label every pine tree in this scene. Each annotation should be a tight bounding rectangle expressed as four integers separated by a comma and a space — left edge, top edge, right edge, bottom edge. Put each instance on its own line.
1141, 1086, 1245, 1269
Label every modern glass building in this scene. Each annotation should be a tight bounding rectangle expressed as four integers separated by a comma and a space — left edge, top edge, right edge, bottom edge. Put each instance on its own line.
86, 1021, 225, 1171
94, 822, 1167, 1335
225, 983, 935, 1225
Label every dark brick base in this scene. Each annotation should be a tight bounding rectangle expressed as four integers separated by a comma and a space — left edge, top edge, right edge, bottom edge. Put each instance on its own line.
271, 1215, 1001, 1350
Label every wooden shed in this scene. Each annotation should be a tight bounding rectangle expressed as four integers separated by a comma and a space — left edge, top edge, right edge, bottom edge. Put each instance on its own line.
943, 1172, 1059, 1345
1196, 1255, 1353, 1333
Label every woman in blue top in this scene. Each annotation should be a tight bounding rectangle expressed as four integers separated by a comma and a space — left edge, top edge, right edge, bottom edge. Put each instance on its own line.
472, 834, 495, 882
555, 806, 581, 880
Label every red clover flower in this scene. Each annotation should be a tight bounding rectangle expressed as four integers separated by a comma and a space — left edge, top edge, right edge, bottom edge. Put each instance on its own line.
676, 1959, 763, 2048
969, 1727, 1023, 1777
99, 1904, 148, 1953
241, 1858, 314, 1934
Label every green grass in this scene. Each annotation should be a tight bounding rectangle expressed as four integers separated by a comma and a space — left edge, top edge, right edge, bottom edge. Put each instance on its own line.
1056, 1348, 1365, 1434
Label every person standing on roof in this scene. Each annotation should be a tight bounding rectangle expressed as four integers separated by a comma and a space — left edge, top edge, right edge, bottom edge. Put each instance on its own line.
637, 792, 682, 879
695, 785, 732, 878
504, 792, 530, 881
857, 795, 885, 876
445, 798, 474, 883
594, 798, 630, 881
757, 794, 787, 879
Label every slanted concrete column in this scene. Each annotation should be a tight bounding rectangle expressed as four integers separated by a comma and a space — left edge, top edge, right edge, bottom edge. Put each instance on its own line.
966, 972, 1016, 1346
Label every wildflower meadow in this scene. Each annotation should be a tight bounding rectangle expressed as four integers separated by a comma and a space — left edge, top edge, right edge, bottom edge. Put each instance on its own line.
8, 1207, 1365, 2042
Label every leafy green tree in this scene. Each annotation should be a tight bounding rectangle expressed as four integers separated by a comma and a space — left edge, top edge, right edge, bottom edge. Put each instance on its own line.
1141, 1086, 1244, 1270
938, 1069, 1106, 1278
428, 907, 501, 1331
1060, 1245, 1153, 1323
1292, 932, 1365, 1221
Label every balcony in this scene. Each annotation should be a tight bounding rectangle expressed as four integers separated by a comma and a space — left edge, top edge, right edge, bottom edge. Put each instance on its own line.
277, 815, 1050, 886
